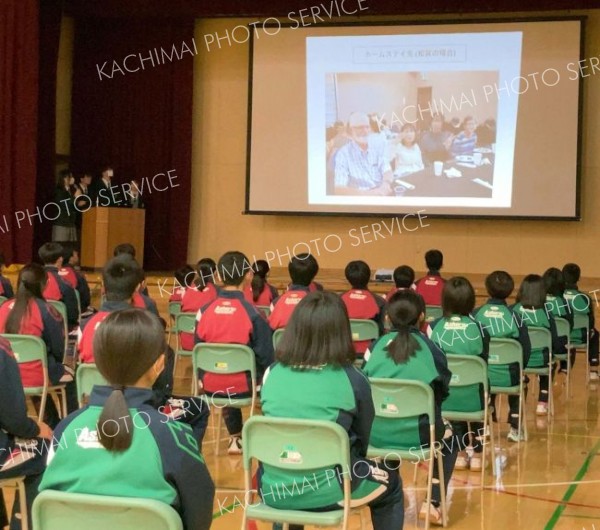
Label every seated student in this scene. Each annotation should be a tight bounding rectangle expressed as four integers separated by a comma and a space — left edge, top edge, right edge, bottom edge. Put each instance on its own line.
243, 259, 278, 307
59, 243, 92, 313
181, 258, 218, 313
428, 277, 489, 471
194, 251, 274, 455
78, 257, 208, 443
0, 336, 52, 530
385, 265, 415, 300
340, 260, 385, 355
562, 263, 600, 380
0, 252, 14, 299
38, 242, 79, 329
512, 274, 566, 416
113, 243, 150, 296
473, 271, 531, 442
415, 249, 446, 306
543, 267, 574, 373
39, 309, 215, 530
169, 265, 195, 303
269, 254, 318, 330
0, 264, 75, 426
362, 289, 456, 524
260, 292, 403, 530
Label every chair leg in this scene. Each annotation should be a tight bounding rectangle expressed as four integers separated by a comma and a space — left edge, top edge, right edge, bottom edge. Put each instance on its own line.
413, 460, 419, 485
215, 409, 222, 456
18, 479, 28, 530
436, 451, 447, 527
424, 453, 435, 530
59, 388, 67, 418
38, 391, 47, 423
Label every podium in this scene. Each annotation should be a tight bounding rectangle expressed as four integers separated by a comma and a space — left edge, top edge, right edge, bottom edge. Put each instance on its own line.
81, 207, 145, 268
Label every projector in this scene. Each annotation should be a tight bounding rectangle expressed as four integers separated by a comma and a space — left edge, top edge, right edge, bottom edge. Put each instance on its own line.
374, 268, 394, 282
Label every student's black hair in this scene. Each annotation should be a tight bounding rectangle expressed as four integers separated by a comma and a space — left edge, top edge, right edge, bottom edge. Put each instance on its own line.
94, 309, 166, 452
485, 270, 514, 300
516, 274, 546, 309
56, 168, 72, 187
424, 249, 443, 272
344, 260, 370, 290
288, 253, 318, 287
442, 276, 475, 316
195, 258, 217, 289
217, 251, 252, 287
393, 265, 415, 288
251, 260, 270, 302
6, 264, 47, 334
174, 265, 195, 288
562, 263, 581, 288
543, 267, 566, 297
113, 243, 136, 258
102, 256, 143, 302
58, 242, 77, 265
276, 291, 355, 367
385, 290, 425, 364
38, 242, 63, 265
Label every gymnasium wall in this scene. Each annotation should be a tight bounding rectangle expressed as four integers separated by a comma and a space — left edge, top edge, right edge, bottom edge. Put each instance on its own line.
189, 11, 600, 275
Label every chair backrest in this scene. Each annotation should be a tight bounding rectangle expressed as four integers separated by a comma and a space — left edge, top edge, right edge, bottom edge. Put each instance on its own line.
174, 313, 197, 350
2, 333, 47, 366
527, 326, 552, 353
446, 354, 488, 392
168, 302, 182, 318
272, 328, 285, 349
425, 305, 443, 322
369, 378, 436, 425
349, 319, 379, 342
76, 363, 108, 406
242, 415, 350, 473
573, 313, 589, 331
33, 490, 183, 530
257, 305, 271, 317
554, 317, 571, 342
73, 289, 82, 316
488, 338, 524, 368
0, 295, 7, 306
48, 300, 68, 326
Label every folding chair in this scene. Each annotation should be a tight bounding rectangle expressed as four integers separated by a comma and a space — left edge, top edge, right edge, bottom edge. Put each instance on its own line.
192, 343, 256, 456
571, 313, 591, 384
2, 334, 67, 421
33, 490, 183, 530
241, 416, 353, 530
349, 319, 379, 366
0, 477, 28, 530
272, 328, 285, 349
173, 312, 197, 375
524, 327, 554, 416
443, 355, 495, 480
554, 317, 572, 397
367, 378, 447, 529
166, 301, 182, 345
76, 363, 108, 407
488, 338, 527, 442
47, 300, 69, 362
425, 306, 443, 323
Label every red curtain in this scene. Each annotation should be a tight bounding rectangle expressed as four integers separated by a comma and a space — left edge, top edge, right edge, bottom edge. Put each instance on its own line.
0, 0, 39, 263
70, 18, 194, 270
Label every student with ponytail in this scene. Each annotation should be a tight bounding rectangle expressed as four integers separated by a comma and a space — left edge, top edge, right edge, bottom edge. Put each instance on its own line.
243, 259, 278, 307
362, 289, 456, 525
39, 309, 215, 530
0, 264, 76, 426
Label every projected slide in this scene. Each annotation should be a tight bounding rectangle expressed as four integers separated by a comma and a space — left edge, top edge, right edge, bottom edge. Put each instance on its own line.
307, 32, 522, 208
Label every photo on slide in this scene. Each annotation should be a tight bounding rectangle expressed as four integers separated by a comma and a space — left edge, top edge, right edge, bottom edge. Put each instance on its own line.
326, 71, 499, 200
306, 32, 522, 209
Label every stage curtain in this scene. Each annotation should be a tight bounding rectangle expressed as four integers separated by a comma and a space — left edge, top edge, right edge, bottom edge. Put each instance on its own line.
70, 18, 194, 270
0, 0, 39, 263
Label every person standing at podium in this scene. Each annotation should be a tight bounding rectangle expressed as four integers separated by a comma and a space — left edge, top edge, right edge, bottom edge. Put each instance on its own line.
52, 169, 77, 242
91, 165, 122, 207
125, 179, 145, 209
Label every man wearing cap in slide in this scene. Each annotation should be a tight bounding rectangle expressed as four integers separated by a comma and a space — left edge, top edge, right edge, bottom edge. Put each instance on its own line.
333, 112, 393, 196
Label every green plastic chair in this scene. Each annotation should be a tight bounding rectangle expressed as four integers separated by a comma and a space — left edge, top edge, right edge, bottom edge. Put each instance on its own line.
73, 289, 82, 317
166, 301, 182, 344
425, 305, 443, 323
349, 319, 379, 342
47, 300, 69, 361
554, 317, 572, 397
33, 490, 183, 530
192, 343, 256, 455
442, 355, 495, 480
367, 378, 447, 529
272, 328, 285, 349
488, 338, 527, 442
257, 305, 271, 317
525, 326, 554, 416
76, 363, 108, 407
173, 312, 197, 374
0, 477, 28, 530
241, 416, 352, 530
571, 313, 590, 384
2, 334, 67, 421
0, 295, 7, 306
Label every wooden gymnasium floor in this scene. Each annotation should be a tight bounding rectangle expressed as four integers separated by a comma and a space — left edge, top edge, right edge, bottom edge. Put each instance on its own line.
3, 272, 600, 529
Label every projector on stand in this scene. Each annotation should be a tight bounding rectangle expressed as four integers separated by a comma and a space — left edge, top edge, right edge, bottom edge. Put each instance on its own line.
374, 268, 394, 282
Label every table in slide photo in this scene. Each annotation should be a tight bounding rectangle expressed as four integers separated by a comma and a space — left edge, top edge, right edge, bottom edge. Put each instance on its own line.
394, 150, 495, 198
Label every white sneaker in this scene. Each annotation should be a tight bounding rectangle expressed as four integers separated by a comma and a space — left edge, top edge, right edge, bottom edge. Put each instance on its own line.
227, 436, 242, 455
536, 402, 548, 416
590, 371, 599, 381
507, 427, 525, 442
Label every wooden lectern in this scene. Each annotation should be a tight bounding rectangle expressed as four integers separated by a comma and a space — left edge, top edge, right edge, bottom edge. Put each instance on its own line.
81, 208, 145, 268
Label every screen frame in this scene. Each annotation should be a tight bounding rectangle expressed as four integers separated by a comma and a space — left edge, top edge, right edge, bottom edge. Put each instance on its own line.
244, 15, 586, 221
